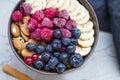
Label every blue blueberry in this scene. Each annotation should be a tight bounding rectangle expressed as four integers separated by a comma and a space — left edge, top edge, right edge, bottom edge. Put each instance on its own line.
62, 38, 71, 46
69, 53, 83, 68
33, 60, 44, 70
53, 29, 62, 39
53, 52, 60, 58
41, 52, 51, 63
44, 64, 51, 72
26, 43, 36, 51
56, 63, 66, 74
52, 39, 62, 50
71, 38, 78, 45
46, 44, 53, 52
72, 28, 81, 39
59, 52, 69, 64
66, 45, 76, 54
48, 57, 59, 69
36, 44, 45, 54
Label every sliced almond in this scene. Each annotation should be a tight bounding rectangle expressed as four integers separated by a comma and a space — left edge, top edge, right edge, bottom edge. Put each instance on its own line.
19, 24, 30, 36
22, 42, 29, 50
28, 39, 41, 44
11, 23, 20, 37
21, 32, 29, 41
21, 49, 34, 57
40, 40, 47, 46
23, 16, 30, 25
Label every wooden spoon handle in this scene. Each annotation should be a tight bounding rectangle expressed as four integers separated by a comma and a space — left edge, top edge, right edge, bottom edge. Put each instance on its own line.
2, 65, 32, 80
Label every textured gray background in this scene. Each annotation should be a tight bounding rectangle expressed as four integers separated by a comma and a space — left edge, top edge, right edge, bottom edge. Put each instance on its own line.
0, 0, 120, 80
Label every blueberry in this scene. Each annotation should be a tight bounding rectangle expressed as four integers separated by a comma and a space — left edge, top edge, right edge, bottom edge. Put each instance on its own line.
53, 29, 62, 39
72, 28, 81, 39
46, 44, 53, 52
56, 63, 66, 74
48, 57, 59, 69
59, 52, 69, 64
41, 52, 51, 63
36, 44, 45, 54
66, 45, 76, 54
62, 38, 71, 46
53, 52, 60, 58
26, 43, 36, 51
69, 53, 83, 68
52, 39, 62, 50
71, 38, 78, 45
33, 60, 44, 70
44, 64, 51, 72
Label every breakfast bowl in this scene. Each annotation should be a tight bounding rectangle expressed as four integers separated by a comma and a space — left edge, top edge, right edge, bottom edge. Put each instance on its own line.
8, 0, 99, 74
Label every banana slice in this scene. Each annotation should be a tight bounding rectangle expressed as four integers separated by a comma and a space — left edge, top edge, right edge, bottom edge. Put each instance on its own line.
59, 0, 70, 10
46, 0, 57, 8
41, 0, 46, 9
80, 29, 94, 40
56, 0, 64, 9
68, 0, 77, 13
75, 46, 91, 56
77, 21, 94, 33
25, 0, 34, 4
78, 37, 94, 48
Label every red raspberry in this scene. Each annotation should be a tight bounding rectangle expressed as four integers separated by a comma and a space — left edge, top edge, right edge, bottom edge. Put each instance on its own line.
53, 18, 66, 28
30, 29, 41, 40
12, 10, 23, 22
32, 10, 45, 22
57, 10, 70, 20
20, 2, 32, 15
27, 18, 38, 31
45, 7, 58, 19
65, 20, 77, 30
41, 17, 54, 29
60, 28, 72, 38
37, 23, 43, 29
41, 28, 53, 41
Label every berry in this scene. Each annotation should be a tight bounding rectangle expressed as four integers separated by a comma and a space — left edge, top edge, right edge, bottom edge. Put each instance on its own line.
53, 52, 60, 58
19, 2, 32, 15
41, 17, 54, 29
30, 29, 41, 40
71, 38, 78, 45
66, 45, 76, 54
59, 52, 68, 64
26, 43, 36, 51
52, 39, 62, 50
32, 10, 45, 22
48, 57, 59, 69
37, 23, 43, 29
57, 10, 69, 20
41, 52, 51, 63
33, 60, 44, 70
56, 63, 66, 74
45, 7, 58, 19
40, 28, 53, 41
36, 44, 45, 54
24, 57, 33, 65
65, 20, 76, 30
53, 29, 62, 39
27, 18, 38, 31
12, 10, 23, 22
69, 53, 83, 68
44, 64, 51, 71
62, 38, 71, 46
53, 18, 66, 28
60, 28, 72, 38
60, 46, 66, 52
32, 54, 39, 61
72, 28, 81, 39
46, 44, 53, 52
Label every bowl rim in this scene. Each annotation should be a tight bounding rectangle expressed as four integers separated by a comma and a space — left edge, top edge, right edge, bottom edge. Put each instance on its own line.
8, 0, 99, 75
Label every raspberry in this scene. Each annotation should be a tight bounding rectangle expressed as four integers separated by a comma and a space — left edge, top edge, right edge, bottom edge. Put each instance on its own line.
32, 10, 45, 22
12, 10, 23, 22
30, 29, 41, 40
45, 7, 58, 19
37, 23, 43, 29
57, 10, 70, 20
20, 2, 32, 15
53, 18, 66, 28
65, 20, 77, 30
41, 17, 54, 29
41, 28, 53, 41
60, 28, 72, 38
27, 18, 38, 31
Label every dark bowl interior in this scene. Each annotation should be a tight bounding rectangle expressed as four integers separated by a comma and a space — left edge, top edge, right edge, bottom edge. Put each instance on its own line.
8, 0, 99, 75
